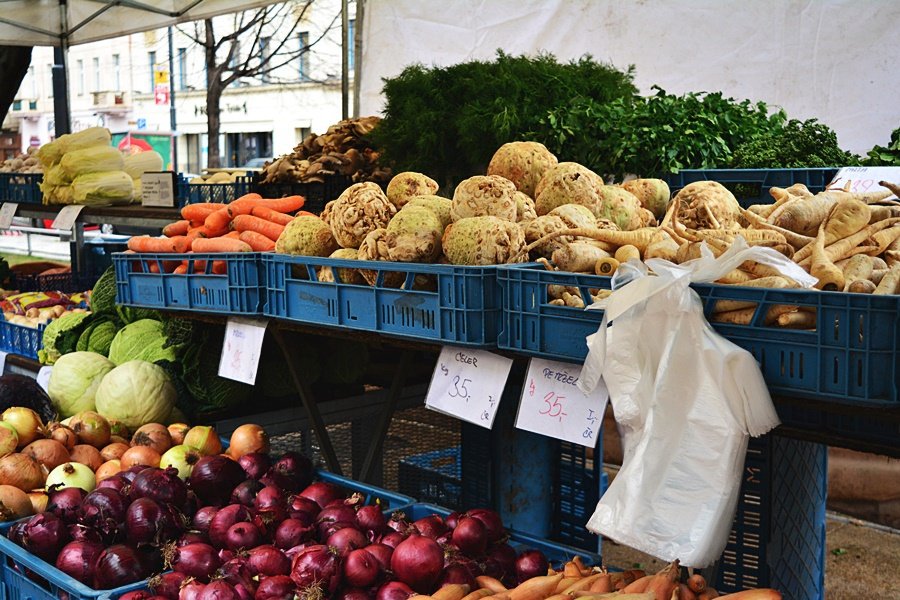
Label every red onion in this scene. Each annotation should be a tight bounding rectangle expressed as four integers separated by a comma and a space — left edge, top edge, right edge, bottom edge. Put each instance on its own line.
343, 548, 380, 588
445, 512, 460, 530
514, 550, 549, 584
226, 522, 264, 551
487, 543, 517, 582
218, 557, 257, 593
254, 485, 285, 511
452, 517, 488, 557
364, 544, 393, 571
338, 589, 371, 600
274, 518, 315, 550
7, 520, 26, 545
189, 456, 246, 507
199, 580, 240, 600
238, 452, 271, 480
126, 497, 168, 546
327, 526, 367, 558
219, 548, 237, 563
209, 504, 252, 548
97, 474, 129, 494
316, 504, 356, 527
193, 506, 219, 533
380, 531, 407, 549
376, 581, 414, 600
119, 592, 153, 600
288, 495, 320, 523
78, 488, 128, 527
182, 491, 201, 519
234, 584, 254, 600
180, 531, 210, 546
167, 542, 221, 581
466, 509, 504, 543
254, 576, 295, 600
131, 467, 188, 507
386, 512, 412, 534
22, 513, 69, 561
265, 452, 313, 493
93, 544, 151, 589
439, 564, 477, 589
413, 515, 448, 540
54, 540, 104, 585
230, 480, 264, 507
247, 545, 290, 577
149, 571, 188, 600
179, 578, 206, 600
298, 481, 343, 509
289, 544, 341, 594
68, 523, 103, 544
356, 505, 387, 534
47, 488, 87, 523
390, 535, 443, 593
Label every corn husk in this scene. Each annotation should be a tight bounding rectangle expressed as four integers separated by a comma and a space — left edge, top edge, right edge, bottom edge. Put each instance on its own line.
71, 171, 134, 206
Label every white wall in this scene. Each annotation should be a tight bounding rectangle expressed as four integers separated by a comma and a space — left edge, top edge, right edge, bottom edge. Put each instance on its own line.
360, 0, 900, 154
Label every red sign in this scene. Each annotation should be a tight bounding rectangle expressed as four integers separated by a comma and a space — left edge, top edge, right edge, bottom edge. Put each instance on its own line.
154, 84, 169, 106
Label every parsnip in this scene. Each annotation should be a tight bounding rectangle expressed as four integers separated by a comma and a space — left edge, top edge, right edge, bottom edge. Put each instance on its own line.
841, 254, 874, 291
848, 279, 876, 294
644, 229, 679, 261
615, 244, 641, 263
741, 209, 813, 248
594, 257, 619, 276
810, 212, 844, 291
777, 311, 817, 329
551, 242, 609, 273
716, 269, 757, 284
874, 264, 900, 295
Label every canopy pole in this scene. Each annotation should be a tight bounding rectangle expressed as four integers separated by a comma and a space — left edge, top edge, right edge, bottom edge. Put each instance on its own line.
52, 0, 71, 136
341, 0, 348, 119
352, 0, 363, 118
168, 26, 178, 171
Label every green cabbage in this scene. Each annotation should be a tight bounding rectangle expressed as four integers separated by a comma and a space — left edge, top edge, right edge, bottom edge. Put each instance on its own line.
108, 319, 179, 365
89, 267, 118, 316
95, 360, 176, 429
38, 312, 93, 365
77, 319, 118, 356
48, 351, 115, 417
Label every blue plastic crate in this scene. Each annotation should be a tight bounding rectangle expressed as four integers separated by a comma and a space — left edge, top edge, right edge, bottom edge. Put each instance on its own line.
251, 173, 354, 214
554, 441, 607, 554
664, 168, 839, 208
263, 254, 501, 346
398, 447, 463, 508
0, 319, 45, 360
0, 173, 43, 204
0, 526, 149, 600
316, 469, 415, 511
113, 252, 263, 314
393, 503, 601, 568
711, 434, 826, 599
498, 264, 900, 407
176, 172, 253, 206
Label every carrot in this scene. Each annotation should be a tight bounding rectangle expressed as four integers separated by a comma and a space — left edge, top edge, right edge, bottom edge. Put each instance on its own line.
223, 231, 242, 240
251, 205, 294, 226
162, 260, 182, 274
433, 584, 470, 600
127, 236, 178, 253
614, 245, 641, 262
162, 220, 190, 237
232, 214, 286, 241
508, 574, 563, 600
645, 559, 680, 600
227, 194, 303, 218
221, 193, 266, 217
873, 264, 900, 295
147, 261, 160, 273
238, 231, 276, 251
173, 263, 188, 275
621, 575, 653, 593
212, 261, 227, 274
203, 207, 232, 233
170, 236, 191, 253
714, 590, 781, 600
186, 228, 206, 246
687, 574, 707, 595
180, 202, 222, 222
474, 577, 506, 593
595, 257, 619, 275
191, 237, 253, 253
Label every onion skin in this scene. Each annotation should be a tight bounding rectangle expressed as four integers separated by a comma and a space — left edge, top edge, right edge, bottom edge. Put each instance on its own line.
55, 540, 105, 585
100, 442, 130, 462
180, 579, 206, 600
247, 545, 291, 577
0, 452, 46, 491
0, 484, 34, 521
189, 455, 246, 507
168, 423, 190, 445
132, 423, 174, 455
514, 550, 549, 584
466, 509, 505, 543
168, 542, 221, 582
253, 575, 295, 600
48, 424, 77, 451
265, 452, 313, 494
390, 534, 444, 593
2, 407, 43, 447
199, 581, 240, 600
237, 452, 271, 480
225, 521, 264, 551
70, 411, 111, 448
121, 446, 162, 470
327, 526, 367, 558
376, 581, 415, 600
228, 424, 269, 459
289, 544, 341, 595
22, 512, 70, 561
184, 426, 222, 456
192, 506, 219, 534
130, 466, 188, 506
22, 439, 70, 471
149, 571, 188, 600
94, 544, 151, 589
96, 459, 123, 481
274, 519, 315, 550
47, 487, 87, 522
70, 444, 104, 471
364, 544, 393, 571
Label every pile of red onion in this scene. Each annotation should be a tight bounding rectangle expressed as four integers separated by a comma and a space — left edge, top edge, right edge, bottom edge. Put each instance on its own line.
7, 447, 549, 598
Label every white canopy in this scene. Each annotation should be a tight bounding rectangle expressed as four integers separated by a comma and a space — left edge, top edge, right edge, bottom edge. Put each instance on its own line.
0, 0, 283, 46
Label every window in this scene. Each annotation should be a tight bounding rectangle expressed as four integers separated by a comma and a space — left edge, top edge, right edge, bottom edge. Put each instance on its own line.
259, 37, 270, 83
177, 48, 187, 90
76, 59, 84, 95
112, 54, 120, 90
348, 19, 355, 71
297, 31, 309, 80
148, 51, 156, 92
92, 57, 100, 91
47, 63, 53, 98
28, 66, 36, 97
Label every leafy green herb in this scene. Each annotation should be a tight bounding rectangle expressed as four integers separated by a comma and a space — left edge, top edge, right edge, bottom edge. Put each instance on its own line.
730, 118, 860, 169
864, 126, 900, 166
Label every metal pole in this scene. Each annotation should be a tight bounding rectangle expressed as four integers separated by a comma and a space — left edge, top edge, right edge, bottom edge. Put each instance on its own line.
52, 0, 71, 136
167, 26, 178, 171
353, 0, 363, 117
341, 0, 349, 120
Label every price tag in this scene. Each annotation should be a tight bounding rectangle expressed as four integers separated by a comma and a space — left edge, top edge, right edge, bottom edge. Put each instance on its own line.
141, 172, 177, 208
218, 317, 268, 385
0, 203, 18, 230
827, 166, 900, 199
36, 366, 53, 392
514, 358, 609, 447
424, 346, 513, 429
0, 351, 6, 375
51, 205, 84, 231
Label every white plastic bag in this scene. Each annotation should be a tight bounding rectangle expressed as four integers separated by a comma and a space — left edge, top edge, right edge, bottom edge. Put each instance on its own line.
578, 239, 785, 567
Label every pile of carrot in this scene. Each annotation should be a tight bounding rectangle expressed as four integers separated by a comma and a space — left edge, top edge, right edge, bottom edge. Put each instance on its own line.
419, 558, 780, 600
126, 194, 309, 274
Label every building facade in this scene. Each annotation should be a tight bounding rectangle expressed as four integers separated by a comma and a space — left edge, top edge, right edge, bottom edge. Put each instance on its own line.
2, 0, 354, 172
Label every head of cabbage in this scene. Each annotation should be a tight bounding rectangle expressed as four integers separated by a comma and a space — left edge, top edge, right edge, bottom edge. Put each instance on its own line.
94, 360, 176, 429
47, 351, 115, 418
108, 319, 179, 365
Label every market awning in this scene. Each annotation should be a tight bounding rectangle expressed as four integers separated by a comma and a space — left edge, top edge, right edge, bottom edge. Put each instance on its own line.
0, 0, 283, 46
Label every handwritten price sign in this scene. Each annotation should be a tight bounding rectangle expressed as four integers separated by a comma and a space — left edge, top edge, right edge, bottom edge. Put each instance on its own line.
515, 358, 609, 447
218, 317, 268, 385
827, 167, 900, 199
425, 347, 513, 429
